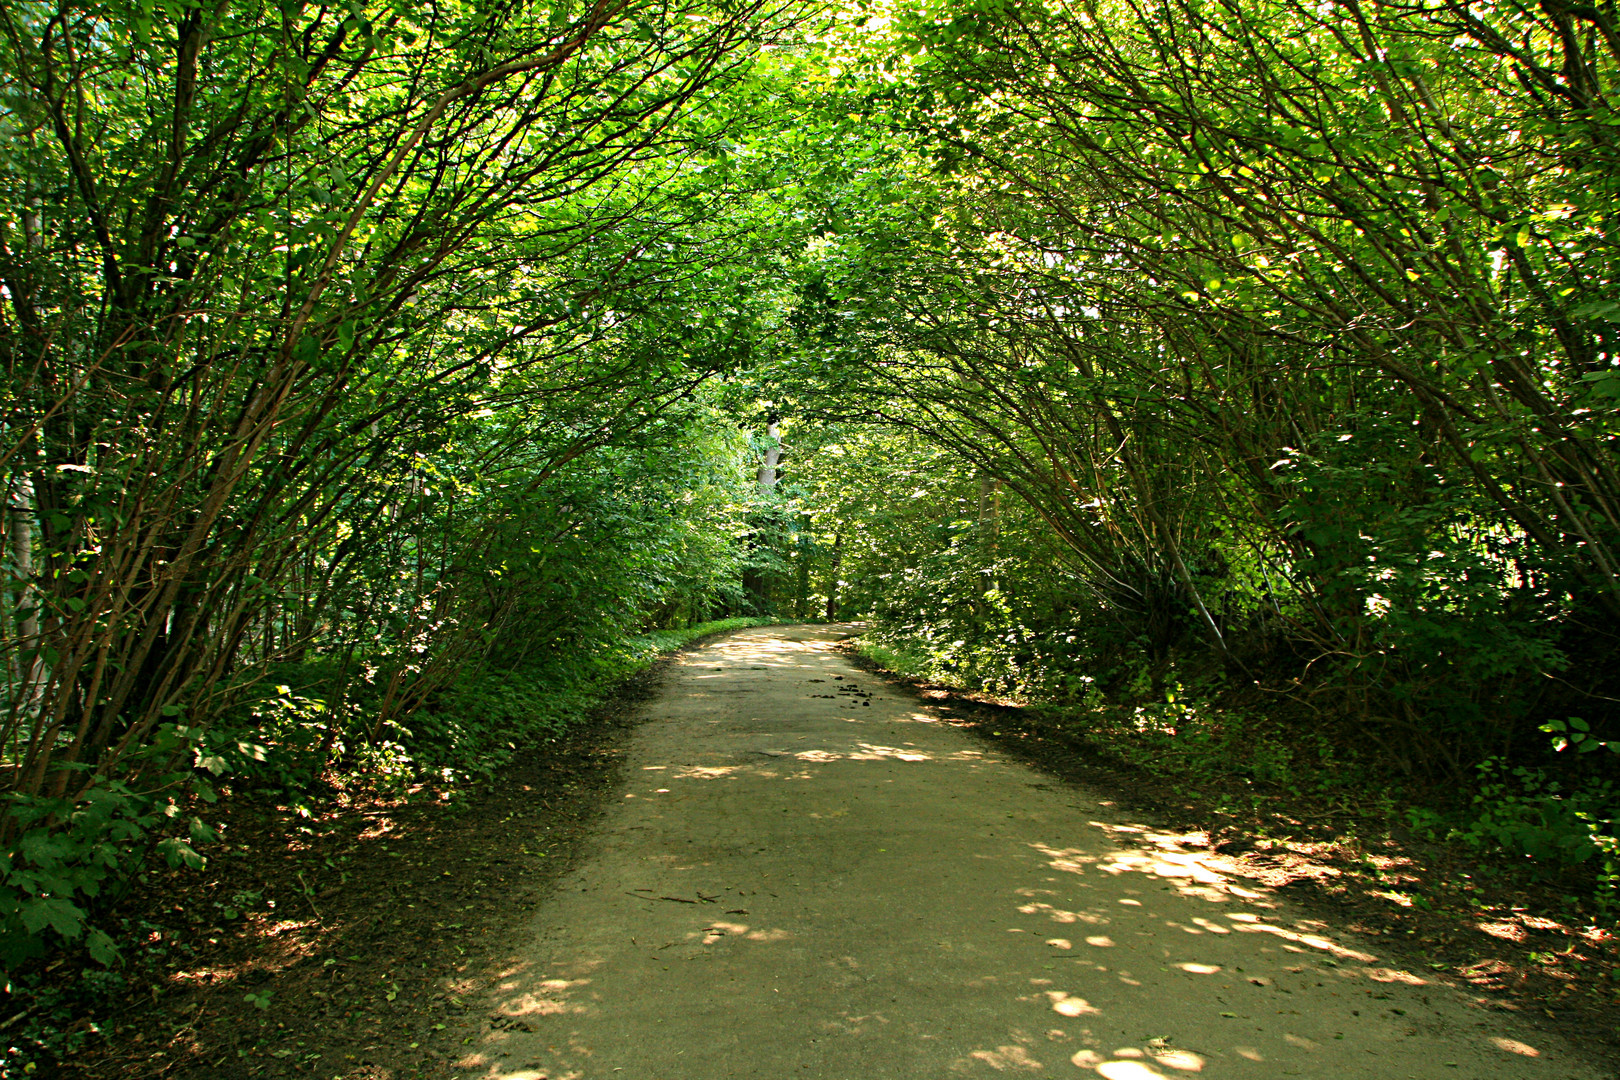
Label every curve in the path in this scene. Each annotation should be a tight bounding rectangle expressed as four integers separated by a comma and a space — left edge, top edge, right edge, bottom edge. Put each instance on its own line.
453, 626, 1599, 1080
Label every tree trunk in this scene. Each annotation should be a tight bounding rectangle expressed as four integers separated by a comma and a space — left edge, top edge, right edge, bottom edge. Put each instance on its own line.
756, 419, 781, 493
825, 532, 842, 621
9, 475, 45, 708
976, 472, 1001, 601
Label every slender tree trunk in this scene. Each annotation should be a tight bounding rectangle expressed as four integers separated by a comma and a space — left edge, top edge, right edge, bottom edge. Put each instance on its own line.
825, 532, 842, 621
742, 419, 782, 612
10, 192, 48, 711
795, 511, 812, 618
9, 475, 46, 708
756, 419, 781, 493
976, 472, 1000, 601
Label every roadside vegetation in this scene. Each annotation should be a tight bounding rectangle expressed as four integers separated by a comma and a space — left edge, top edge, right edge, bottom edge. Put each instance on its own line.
759, 0, 1620, 916
4, 0, 1620, 1072
13, 615, 773, 1078
0, 0, 814, 989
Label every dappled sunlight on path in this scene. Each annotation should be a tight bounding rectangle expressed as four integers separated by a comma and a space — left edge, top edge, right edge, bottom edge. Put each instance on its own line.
452, 627, 1596, 1080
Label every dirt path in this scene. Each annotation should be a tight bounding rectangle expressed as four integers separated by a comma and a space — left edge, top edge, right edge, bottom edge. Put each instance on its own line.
453, 626, 1601, 1080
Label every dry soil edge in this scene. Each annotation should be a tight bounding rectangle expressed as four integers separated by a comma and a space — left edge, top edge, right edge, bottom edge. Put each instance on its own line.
448, 625, 1600, 1080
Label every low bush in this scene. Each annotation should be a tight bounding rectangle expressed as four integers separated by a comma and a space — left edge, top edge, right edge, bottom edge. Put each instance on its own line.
0, 617, 780, 980
854, 629, 1620, 911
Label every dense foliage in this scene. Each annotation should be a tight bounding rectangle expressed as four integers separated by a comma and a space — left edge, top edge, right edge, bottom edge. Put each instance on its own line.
5, 0, 1620, 978
786, 2, 1612, 740
763, 0, 1620, 895
0, 0, 812, 969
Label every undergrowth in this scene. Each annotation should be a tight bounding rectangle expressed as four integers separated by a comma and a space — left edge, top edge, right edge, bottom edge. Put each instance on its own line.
341, 616, 784, 792
0, 617, 781, 1004
853, 628, 1620, 920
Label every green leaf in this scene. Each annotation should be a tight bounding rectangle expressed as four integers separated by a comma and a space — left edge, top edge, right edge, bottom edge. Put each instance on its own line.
18, 832, 69, 867
156, 837, 206, 870
1572, 300, 1620, 320
21, 897, 84, 940
86, 928, 119, 966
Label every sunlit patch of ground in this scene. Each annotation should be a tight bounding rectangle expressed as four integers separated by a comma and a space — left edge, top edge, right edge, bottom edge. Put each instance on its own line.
841, 640, 1620, 1065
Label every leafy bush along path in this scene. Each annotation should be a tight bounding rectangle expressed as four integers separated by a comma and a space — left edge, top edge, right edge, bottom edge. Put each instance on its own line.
41, 621, 775, 1080
451, 627, 1601, 1079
